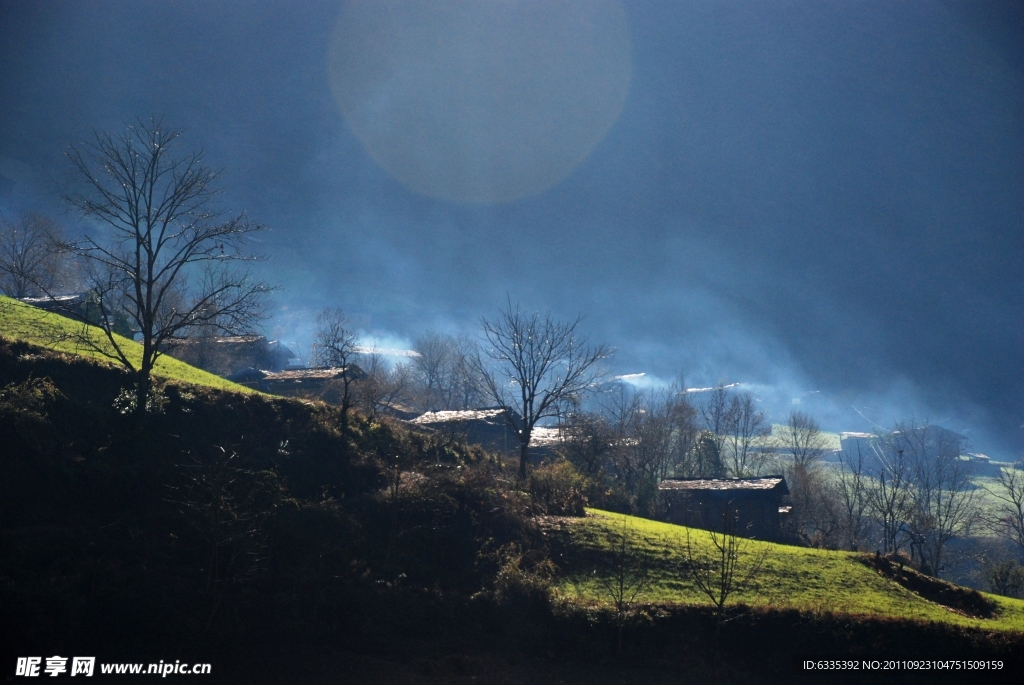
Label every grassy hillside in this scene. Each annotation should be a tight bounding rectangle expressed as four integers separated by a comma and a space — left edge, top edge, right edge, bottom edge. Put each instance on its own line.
0, 295, 253, 393
2, 340, 1021, 681
763, 424, 842, 451
550, 509, 1024, 632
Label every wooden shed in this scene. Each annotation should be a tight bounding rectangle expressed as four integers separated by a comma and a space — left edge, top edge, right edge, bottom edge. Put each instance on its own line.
659, 477, 789, 541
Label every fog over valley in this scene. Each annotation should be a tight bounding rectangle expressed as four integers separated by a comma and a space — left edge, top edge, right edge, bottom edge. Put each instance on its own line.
1, 0, 1021, 457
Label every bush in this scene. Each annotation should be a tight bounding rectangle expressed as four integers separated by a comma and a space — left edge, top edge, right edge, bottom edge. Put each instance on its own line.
528, 460, 587, 516
490, 542, 556, 608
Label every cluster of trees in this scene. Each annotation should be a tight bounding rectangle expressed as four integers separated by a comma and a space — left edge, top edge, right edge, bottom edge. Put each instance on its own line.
553, 378, 1021, 586
557, 384, 795, 513
313, 300, 609, 479
778, 420, 1024, 590
311, 308, 482, 428
0, 212, 78, 299
783, 422, 977, 578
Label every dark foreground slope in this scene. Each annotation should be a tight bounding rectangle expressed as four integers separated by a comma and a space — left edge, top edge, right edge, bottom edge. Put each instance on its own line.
1, 337, 1022, 684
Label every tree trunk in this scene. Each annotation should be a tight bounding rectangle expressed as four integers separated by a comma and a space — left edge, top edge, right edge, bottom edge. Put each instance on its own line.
518, 440, 530, 480
135, 369, 151, 419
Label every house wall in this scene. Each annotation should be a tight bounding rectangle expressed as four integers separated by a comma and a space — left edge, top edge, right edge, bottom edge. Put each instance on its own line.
662, 490, 783, 541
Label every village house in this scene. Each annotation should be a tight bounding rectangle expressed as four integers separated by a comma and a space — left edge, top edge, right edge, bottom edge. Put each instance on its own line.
226, 365, 365, 398
407, 408, 560, 460
658, 476, 790, 541
162, 335, 297, 376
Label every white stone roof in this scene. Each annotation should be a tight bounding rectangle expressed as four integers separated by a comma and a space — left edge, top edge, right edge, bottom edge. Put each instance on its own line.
659, 477, 786, 492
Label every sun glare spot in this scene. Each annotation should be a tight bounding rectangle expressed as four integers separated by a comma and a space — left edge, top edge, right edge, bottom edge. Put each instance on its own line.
328, 0, 631, 204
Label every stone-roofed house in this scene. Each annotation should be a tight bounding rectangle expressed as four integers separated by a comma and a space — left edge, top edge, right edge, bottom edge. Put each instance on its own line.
407, 408, 559, 460
658, 476, 790, 541
163, 335, 297, 376
226, 366, 365, 398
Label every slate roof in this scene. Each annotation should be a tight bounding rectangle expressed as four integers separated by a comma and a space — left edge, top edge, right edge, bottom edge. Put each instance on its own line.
659, 477, 787, 493
409, 408, 506, 425
261, 367, 355, 381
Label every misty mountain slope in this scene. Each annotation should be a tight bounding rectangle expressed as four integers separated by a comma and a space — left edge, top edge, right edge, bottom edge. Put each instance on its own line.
550, 510, 1024, 632
0, 295, 253, 393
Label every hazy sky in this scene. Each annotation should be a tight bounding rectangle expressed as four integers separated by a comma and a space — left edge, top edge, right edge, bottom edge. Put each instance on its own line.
0, 0, 1021, 455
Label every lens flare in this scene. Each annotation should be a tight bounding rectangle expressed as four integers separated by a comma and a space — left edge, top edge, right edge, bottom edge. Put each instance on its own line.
328, 0, 631, 204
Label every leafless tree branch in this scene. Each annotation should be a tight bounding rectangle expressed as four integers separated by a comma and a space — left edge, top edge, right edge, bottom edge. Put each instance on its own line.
60, 118, 271, 414
471, 297, 610, 478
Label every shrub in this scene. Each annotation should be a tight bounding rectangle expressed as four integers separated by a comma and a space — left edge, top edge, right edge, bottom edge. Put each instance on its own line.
528, 460, 587, 516
489, 542, 555, 614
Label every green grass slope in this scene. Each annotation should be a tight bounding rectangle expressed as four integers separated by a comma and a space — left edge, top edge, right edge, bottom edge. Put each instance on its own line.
763, 423, 842, 450
0, 295, 253, 393
551, 509, 1024, 632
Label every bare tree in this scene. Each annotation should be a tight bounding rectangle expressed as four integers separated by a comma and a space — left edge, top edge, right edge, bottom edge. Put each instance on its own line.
597, 519, 649, 652
597, 386, 650, 494
988, 460, 1024, 555
684, 502, 768, 623
897, 422, 977, 576
832, 442, 872, 551
867, 433, 913, 555
311, 308, 359, 428
775, 411, 839, 545
411, 331, 481, 411
450, 334, 484, 410
654, 386, 700, 481
724, 393, 771, 477
699, 384, 735, 463
411, 331, 452, 411
355, 350, 414, 421
62, 119, 269, 413
472, 299, 610, 478
781, 411, 831, 469
0, 212, 76, 298
668, 388, 701, 466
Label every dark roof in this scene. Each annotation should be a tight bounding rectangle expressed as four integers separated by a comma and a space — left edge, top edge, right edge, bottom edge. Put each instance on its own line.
266, 340, 296, 359
261, 367, 356, 382
165, 335, 266, 346
226, 367, 267, 383
659, 477, 788, 494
